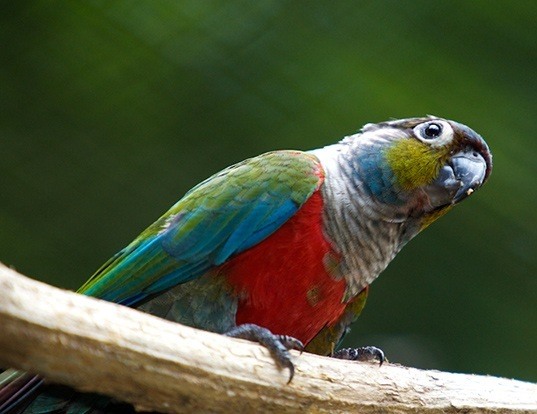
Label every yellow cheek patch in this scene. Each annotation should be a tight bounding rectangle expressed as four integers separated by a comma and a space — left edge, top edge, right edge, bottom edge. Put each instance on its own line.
385, 139, 448, 190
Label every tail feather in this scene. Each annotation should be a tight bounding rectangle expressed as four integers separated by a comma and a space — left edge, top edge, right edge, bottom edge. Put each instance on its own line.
0, 369, 43, 413
0, 369, 137, 413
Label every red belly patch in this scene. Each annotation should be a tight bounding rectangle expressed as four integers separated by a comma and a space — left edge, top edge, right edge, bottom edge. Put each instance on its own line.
223, 191, 348, 345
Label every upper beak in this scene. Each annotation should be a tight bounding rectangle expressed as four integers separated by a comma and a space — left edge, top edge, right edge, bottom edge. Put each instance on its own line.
426, 150, 488, 207
450, 151, 487, 203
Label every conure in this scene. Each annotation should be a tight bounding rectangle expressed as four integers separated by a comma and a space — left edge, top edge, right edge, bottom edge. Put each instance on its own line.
0, 116, 492, 413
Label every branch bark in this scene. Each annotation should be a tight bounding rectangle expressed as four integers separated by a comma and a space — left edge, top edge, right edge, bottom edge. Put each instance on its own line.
0, 263, 535, 413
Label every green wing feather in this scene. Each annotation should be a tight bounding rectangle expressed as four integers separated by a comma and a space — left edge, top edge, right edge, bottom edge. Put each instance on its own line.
78, 150, 323, 307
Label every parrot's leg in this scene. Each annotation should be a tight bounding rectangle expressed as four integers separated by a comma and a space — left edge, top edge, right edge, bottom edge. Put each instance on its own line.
332, 346, 385, 365
224, 323, 304, 383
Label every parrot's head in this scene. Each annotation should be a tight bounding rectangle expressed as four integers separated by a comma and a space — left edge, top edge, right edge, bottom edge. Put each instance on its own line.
347, 116, 492, 227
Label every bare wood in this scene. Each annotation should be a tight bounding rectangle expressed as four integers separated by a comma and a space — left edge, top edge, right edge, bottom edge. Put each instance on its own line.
0, 263, 535, 413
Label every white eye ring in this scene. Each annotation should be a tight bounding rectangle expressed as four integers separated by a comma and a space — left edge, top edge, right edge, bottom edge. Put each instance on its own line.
414, 120, 454, 147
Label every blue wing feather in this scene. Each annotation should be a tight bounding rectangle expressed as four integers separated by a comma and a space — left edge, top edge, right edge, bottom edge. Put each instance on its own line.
78, 151, 322, 307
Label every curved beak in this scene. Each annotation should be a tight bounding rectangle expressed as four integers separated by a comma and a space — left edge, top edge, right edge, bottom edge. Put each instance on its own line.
426, 150, 488, 207
450, 152, 488, 203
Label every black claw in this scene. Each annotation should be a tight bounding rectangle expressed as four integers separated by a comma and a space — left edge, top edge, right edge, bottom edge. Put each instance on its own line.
332, 346, 385, 366
277, 335, 305, 353
225, 324, 301, 383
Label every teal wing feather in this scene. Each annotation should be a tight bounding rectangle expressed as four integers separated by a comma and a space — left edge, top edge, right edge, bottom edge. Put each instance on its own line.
78, 150, 323, 307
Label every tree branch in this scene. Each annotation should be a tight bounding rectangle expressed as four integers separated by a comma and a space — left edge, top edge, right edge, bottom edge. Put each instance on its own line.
0, 263, 535, 413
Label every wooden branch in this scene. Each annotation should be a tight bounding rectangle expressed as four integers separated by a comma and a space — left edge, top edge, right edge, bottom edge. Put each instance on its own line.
0, 263, 536, 413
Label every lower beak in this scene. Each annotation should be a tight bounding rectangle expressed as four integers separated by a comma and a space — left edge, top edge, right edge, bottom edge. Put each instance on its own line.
426, 150, 488, 207
450, 151, 488, 203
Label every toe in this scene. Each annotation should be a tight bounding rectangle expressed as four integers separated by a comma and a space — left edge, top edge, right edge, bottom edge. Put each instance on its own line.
332, 346, 385, 365
277, 335, 304, 352
225, 324, 299, 382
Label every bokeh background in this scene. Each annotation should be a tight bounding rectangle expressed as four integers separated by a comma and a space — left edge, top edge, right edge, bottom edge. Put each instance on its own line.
2, 1, 536, 382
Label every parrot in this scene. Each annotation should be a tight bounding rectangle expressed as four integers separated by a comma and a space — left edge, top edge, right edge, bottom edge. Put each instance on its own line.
0, 116, 492, 413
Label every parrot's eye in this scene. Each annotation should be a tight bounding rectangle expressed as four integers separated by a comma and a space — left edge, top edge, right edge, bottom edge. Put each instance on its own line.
414, 120, 454, 147
423, 123, 442, 139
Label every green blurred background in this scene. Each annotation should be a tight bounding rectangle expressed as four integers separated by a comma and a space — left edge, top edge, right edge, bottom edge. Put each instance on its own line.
1, 1, 536, 382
